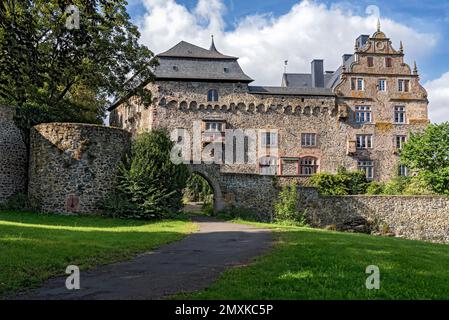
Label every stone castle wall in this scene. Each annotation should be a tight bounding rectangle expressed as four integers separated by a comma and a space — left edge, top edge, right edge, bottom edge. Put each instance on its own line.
28, 123, 131, 214
0, 105, 27, 204
298, 188, 449, 243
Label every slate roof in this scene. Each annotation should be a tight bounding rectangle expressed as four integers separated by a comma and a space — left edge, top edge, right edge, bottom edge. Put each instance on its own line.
154, 41, 253, 82
282, 73, 334, 88
158, 41, 237, 60
281, 54, 355, 90
249, 86, 333, 96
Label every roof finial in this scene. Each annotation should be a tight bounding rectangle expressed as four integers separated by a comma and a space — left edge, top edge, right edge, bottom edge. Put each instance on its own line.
377, 18, 381, 32
414, 61, 418, 75
354, 38, 359, 52
400, 41, 404, 53
210, 34, 218, 52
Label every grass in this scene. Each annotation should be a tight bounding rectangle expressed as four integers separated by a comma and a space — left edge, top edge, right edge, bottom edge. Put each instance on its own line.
180, 219, 449, 300
0, 211, 196, 296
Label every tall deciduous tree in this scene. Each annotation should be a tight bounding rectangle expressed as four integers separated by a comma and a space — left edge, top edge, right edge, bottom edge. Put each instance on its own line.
0, 0, 157, 137
400, 122, 449, 195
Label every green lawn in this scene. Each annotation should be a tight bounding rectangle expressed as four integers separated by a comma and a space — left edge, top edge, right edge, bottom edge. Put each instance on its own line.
0, 211, 196, 296
181, 220, 449, 300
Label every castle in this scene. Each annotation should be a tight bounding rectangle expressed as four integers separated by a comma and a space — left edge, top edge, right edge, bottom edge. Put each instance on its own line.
109, 25, 429, 183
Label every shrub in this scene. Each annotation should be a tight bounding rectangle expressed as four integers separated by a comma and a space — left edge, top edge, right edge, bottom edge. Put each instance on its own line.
275, 184, 307, 226
383, 176, 409, 195
110, 130, 189, 219
310, 167, 369, 195
0, 193, 32, 211
366, 182, 385, 195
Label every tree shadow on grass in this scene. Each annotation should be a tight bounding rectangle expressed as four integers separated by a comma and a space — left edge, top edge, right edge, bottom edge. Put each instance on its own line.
0, 213, 193, 298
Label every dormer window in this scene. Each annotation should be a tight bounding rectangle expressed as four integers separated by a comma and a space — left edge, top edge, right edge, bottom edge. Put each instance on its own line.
172, 66, 179, 71
207, 89, 219, 102
223, 68, 230, 73
367, 56, 374, 67
385, 57, 392, 68
398, 79, 410, 92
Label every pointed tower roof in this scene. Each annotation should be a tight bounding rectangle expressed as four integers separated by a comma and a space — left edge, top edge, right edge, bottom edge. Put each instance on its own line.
154, 40, 253, 83
158, 40, 237, 60
372, 18, 387, 39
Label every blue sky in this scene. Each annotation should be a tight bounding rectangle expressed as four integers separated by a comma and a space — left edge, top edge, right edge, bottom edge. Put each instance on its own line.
126, 0, 449, 122
127, 0, 449, 81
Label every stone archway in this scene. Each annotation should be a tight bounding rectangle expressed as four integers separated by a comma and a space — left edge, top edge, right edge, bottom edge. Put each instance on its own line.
187, 164, 225, 214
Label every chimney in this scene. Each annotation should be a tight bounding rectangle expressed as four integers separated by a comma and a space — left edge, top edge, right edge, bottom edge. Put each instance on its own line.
356, 35, 370, 49
311, 59, 324, 88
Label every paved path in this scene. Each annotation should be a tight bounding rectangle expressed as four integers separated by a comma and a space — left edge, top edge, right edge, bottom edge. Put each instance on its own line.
13, 217, 273, 300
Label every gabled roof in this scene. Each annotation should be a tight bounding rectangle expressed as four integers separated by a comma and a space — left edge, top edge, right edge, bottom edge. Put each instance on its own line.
157, 41, 237, 60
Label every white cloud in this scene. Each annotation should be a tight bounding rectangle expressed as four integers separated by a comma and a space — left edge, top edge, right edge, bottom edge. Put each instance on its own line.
137, 0, 445, 122
425, 72, 449, 123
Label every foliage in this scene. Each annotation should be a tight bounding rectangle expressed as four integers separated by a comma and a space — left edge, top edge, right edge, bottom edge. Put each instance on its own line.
0, 193, 32, 211
310, 167, 369, 195
274, 184, 307, 226
365, 175, 435, 196
202, 202, 214, 216
184, 174, 213, 204
0, 0, 157, 135
400, 122, 449, 195
366, 182, 385, 195
113, 130, 189, 219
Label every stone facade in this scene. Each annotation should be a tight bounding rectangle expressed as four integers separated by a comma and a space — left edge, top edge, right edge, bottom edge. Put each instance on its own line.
110, 26, 429, 195
28, 123, 131, 214
0, 105, 27, 204
298, 188, 449, 243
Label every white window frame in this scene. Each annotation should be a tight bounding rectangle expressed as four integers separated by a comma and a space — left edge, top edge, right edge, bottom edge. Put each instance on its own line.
351, 78, 364, 91
378, 79, 386, 92
261, 131, 278, 148
356, 134, 373, 149
399, 164, 409, 177
394, 106, 406, 124
398, 79, 410, 92
205, 121, 223, 132
355, 106, 372, 123
300, 157, 318, 176
395, 135, 407, 149
358, 160, 374, 180
301, 133, 317, 147
259, 156, 278, 176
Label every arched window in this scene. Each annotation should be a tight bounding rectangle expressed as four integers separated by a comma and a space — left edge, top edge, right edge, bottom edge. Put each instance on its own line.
300, 157, 318, 176
207, 89, 219, 102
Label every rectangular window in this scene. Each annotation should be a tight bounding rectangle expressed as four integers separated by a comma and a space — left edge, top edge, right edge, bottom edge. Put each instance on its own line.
300, 157, 318, 176
205, 122, 223, 132
356, 134, 373, 149
261, 132, 278, 148
367, 56, 374, 67
385, 57, 392, 68
355, 106, 372, 123
358, 160, 374, 180
398, 79, 410, 92
395, 135, 407, 149
357, 78, 364, 91
378, 79, 386, 92
259, 157, 278, 176
301, 133, 317, 147
351, 78, 364, 91
394, 106, 406, 124
398, 165, 409, 177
